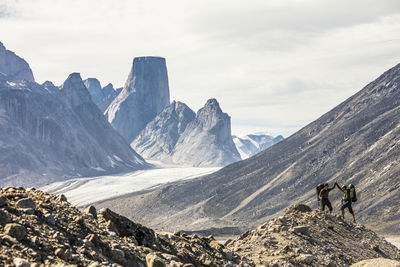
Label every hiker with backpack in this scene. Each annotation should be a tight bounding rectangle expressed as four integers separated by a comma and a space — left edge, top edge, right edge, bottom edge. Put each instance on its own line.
335, 181, 357, 222
317, 183, 336, 213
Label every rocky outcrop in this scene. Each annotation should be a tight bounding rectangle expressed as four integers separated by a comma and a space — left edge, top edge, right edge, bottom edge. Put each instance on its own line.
83, 78, 122, 113
233, 133, 284, 159
226, 205, 400, 266
0, 42, 34, 82
131, 101, 196, 161
105, 57, 170, 142
171, 98, 241, 166
0, 72, 146, 187
0, 187, 241, 266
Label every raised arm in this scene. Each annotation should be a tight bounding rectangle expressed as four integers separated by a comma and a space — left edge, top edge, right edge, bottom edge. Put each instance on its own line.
335, 182, 344, 192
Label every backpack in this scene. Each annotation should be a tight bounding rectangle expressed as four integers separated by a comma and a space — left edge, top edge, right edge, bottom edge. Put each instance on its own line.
316, 184, 324, 201
349, 184, 357, 202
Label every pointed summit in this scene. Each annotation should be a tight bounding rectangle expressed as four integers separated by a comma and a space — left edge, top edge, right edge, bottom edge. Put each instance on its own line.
105, 56, 170, 142
61, 73, 92, 107
0, 41, 34, 82
172, 98, 241, 166
83, 78, 102, 104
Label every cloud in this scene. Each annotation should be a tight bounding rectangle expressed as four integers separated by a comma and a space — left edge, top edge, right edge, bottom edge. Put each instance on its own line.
1, 0, 400, 137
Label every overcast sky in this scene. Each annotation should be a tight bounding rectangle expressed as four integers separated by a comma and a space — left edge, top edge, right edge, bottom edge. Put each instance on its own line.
1, 0, 400, 137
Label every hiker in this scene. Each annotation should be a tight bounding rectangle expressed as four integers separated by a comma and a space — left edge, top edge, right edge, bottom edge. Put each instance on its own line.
318, 183, 335, 213
336, 181, 356, 222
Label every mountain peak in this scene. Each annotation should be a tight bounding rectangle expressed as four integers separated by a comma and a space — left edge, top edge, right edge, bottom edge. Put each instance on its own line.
106, 56, 170, 142
0, 41, 35, 82
61, 73, 92, 106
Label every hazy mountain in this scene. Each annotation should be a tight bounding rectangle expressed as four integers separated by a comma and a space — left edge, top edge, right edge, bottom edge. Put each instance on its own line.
170, 99, 240, 166
233, 133, 284, 159
105, 57, 170, 143
0, 42, 34, 82
96, 63, 400, 235
83, 78, 122, 113
132, 99, 240, 167
131, 100, 196, 161
0, 70, 147, 187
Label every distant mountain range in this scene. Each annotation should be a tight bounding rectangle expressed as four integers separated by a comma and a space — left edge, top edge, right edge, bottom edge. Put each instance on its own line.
0, 41, 282, 186
95, 63, 400, 235
233, 133, 283, 159
0, 42, 147, 187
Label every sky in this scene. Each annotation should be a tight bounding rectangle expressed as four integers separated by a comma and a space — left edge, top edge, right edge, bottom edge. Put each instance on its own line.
1, 0, 400, 137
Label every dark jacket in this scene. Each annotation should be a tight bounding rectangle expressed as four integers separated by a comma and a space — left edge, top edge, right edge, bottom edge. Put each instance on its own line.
319, 185, 335, 200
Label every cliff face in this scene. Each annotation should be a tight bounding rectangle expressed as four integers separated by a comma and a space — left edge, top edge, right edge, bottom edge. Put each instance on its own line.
0, 42, 34, 82
105, 57, 170, 142
131, 101, 196, 161
171, 99, 241, 167
0, 73, 146, 187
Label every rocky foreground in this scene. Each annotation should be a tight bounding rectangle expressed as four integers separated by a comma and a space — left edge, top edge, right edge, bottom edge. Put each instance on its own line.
0, 188, 399, 267
0, 187, 240, 266
226, 205, 400, 266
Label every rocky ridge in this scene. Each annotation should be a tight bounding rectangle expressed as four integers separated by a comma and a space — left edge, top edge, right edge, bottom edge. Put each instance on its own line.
227, 204, 400, 267
0, 187, 241, 267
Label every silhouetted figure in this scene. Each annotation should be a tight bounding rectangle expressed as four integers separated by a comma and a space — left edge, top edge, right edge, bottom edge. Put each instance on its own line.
336, 181, 356, 222
318, 183, 335, 213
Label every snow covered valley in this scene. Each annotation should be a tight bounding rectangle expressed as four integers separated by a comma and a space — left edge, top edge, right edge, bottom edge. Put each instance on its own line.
40, 161, 220, 208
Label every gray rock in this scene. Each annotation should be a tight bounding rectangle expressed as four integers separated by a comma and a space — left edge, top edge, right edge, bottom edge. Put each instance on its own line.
106, 56, 170, 143
0, 209, 11, 225
13, 258, 31, 267
296, 254, 314, 264
85, 205, 97, 219
0, 195, 8, 206
292, 226, 310, 236
16, 198, 36, 210
110, 248, 125, 264
4, 223, 27, 241
146, 253, 166, 267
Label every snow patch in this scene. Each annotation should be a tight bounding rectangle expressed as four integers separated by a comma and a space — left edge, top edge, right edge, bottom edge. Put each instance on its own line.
6, 81, 16, 87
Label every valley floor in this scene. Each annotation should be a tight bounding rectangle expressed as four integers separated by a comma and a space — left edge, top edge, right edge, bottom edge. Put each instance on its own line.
40, 161, 220, 208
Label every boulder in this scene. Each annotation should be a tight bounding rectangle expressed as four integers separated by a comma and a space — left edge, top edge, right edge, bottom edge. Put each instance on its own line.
146, 253, 166, 267
4, 223, 27, 241
16, 198, 36, 210
292, 225, 310, 235
0, 209, 11, 225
